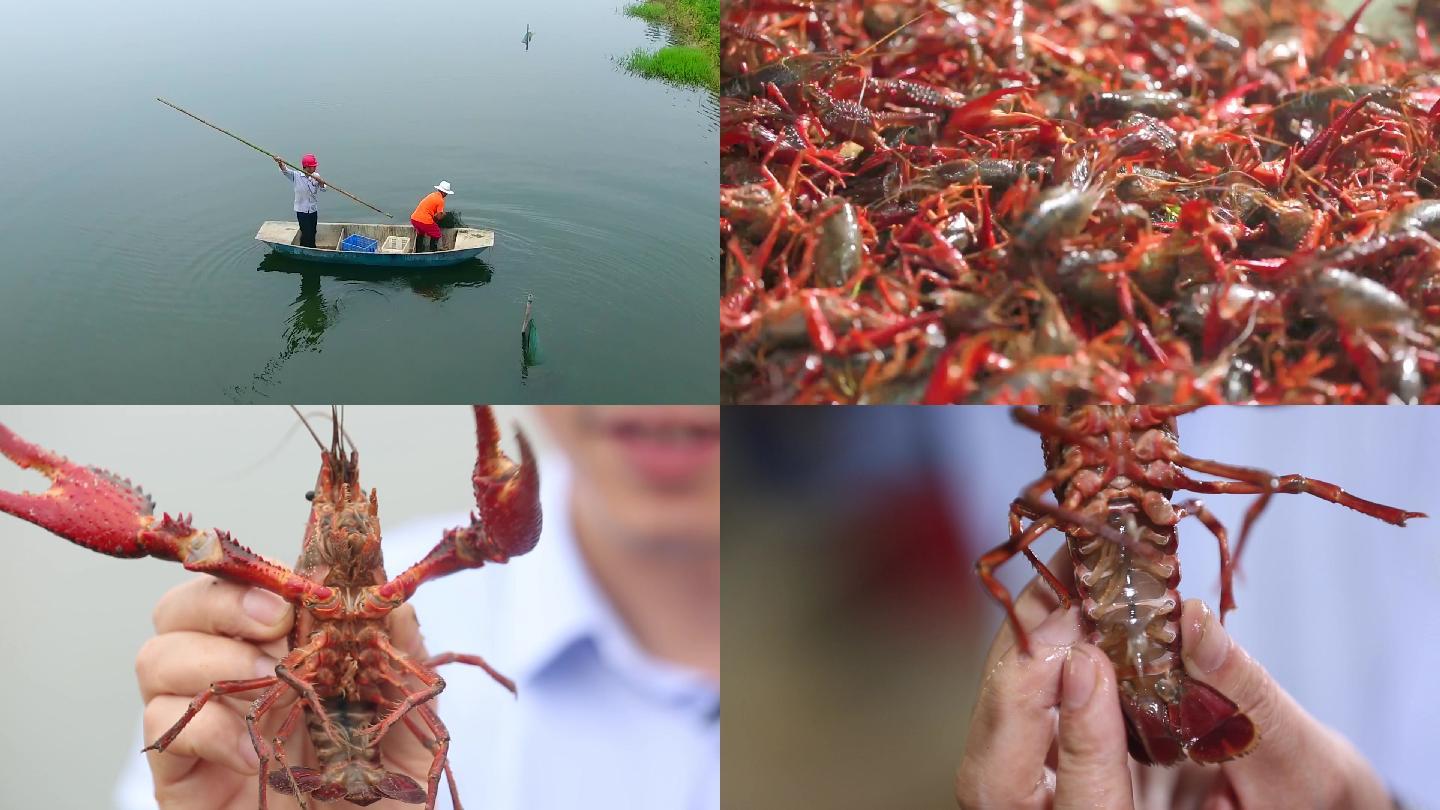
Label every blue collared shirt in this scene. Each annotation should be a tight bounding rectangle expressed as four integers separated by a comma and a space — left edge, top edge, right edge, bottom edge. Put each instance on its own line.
280, 165, 325, 213
115, 459, 720, 810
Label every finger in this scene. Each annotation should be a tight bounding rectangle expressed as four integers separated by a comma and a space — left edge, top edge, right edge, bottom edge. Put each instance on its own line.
982, 543, 1074, 674
144, 693, 260, 781
1180, 600, 1387, 806
136, 631, 286, 704
152, 577, 293, 640
1178, 599, 1287, 764
956, 605, 1083, 809
1054, 644, 1134, 810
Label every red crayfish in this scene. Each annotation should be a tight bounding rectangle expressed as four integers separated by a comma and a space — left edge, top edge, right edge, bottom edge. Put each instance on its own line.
978, 405, 1422, 763
0, 406, 540, 808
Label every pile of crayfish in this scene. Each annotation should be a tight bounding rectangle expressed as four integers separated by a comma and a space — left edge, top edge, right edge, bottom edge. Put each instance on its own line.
721, 0, 1440, 403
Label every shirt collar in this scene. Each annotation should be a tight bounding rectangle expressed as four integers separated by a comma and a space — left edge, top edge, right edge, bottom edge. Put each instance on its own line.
502, 458, 719, 719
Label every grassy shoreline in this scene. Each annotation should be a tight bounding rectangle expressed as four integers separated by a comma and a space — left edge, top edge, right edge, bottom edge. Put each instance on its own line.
623, 0, 720, 90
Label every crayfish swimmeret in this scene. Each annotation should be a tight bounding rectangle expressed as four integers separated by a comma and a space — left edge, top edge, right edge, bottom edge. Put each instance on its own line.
0, 406, 541, 808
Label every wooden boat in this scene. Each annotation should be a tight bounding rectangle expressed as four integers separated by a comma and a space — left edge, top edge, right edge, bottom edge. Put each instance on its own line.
255, 221, 495, 267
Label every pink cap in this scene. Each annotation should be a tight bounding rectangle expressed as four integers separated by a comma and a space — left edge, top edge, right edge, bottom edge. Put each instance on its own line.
301, 153, 318, 167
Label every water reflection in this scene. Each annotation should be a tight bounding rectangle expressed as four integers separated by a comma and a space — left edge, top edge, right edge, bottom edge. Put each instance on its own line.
256, 253, 494, 298
229, 254, 495, 399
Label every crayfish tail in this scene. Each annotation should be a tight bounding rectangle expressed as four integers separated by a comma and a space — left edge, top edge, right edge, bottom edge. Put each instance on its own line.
375, 771, 428, 804
268, 766, 426, 805
1118, 671, 1258, 766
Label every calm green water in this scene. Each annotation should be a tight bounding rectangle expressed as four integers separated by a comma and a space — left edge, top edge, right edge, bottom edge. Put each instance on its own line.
0, 0, 717, 403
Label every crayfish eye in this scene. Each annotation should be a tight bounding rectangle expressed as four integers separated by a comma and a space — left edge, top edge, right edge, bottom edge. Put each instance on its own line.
305, 490, 316, 502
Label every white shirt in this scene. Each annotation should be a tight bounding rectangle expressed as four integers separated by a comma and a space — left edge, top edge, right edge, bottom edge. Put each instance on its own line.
115, 459, 721, 810
280, 166, 325, 214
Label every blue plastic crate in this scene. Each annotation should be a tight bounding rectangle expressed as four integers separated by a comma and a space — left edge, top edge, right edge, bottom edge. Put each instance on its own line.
340, 233, 378, 253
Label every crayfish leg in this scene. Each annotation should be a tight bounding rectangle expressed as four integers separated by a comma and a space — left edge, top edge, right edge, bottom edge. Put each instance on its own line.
1169, 499, 1236, 620
427, 652, 517, 696
975, 503, 1060, 656
1157, 450, 1425, 566
412, 703, 457, 810
142, 676, 278, 754
243, 682, 291, 810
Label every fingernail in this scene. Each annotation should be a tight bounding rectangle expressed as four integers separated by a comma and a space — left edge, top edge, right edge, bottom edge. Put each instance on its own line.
1031, 606, 1080, 646
1062, 647, 1097, 709
254, 655, 278, 680
243, 589, 288, 626
238, 737, 261, 770
1190, 602, 1230, 674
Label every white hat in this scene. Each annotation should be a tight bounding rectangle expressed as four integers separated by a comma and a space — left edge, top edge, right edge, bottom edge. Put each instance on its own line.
434, 181, 454, 195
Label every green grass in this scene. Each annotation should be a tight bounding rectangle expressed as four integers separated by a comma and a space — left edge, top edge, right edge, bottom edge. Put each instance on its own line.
622, 0, 719, 90
628, 1, 667, 24
625, 46, 716, 88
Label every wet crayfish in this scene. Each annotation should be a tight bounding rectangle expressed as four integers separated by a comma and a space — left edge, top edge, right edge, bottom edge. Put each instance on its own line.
978, 406, 1422, 763
721, 0, 1440, 403
0, 406, 540, 808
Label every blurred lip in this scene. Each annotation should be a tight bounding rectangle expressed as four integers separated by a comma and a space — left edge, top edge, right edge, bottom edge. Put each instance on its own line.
596, 409, 720, 488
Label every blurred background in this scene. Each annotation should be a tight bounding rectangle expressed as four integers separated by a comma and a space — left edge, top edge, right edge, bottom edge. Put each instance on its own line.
0, 406, 547, 810
724, 406, 1440, 809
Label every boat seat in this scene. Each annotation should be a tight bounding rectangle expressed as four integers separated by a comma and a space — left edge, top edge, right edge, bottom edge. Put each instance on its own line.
452, 229, 495, 250
255, 221, 300, 245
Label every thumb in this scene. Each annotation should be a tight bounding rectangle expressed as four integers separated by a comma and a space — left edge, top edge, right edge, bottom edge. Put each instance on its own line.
377, 604, 441, 779
387, 603, 429, 660
1179, 599, 1371, 805
1054, 644, 1135, 810
1179, 600, 1286, 763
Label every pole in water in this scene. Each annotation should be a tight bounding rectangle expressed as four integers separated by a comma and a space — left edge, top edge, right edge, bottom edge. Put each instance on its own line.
155, 97, 394, 219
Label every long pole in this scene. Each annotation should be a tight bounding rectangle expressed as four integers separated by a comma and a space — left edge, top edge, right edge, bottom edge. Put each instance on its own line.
156, 97, 393, 219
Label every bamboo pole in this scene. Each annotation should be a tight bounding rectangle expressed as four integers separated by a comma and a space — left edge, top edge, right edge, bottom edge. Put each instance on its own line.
156, 97, 393, 219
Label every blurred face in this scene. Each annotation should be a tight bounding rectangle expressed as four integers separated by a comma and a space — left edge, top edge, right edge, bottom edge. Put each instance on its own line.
538, 406, 719, 555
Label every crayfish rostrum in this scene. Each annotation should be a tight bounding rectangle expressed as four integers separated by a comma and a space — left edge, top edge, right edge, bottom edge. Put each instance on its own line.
0, 406, 541, 809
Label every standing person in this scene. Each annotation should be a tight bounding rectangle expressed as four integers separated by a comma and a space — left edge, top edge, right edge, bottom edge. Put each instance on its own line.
411, 181, 453, 253
115, 406, 720, 810
275, 154, 326, 248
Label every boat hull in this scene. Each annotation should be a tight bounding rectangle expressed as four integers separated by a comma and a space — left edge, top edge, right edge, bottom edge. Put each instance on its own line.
255, 221, 495, 269
266, 242, 488, 267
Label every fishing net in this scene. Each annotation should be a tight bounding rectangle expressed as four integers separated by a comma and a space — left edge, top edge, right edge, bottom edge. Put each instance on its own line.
437, 210, 465, 228
522, 310, 542, 366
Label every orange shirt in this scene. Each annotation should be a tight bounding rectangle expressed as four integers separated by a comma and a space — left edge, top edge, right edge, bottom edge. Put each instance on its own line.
411, 191, 446, 225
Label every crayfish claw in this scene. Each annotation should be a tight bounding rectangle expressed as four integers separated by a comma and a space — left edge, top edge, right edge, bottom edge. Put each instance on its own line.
0, 421, 67, 474
372, 408, 543, 605
0, 422, 158, 558
470, 406, 541, 561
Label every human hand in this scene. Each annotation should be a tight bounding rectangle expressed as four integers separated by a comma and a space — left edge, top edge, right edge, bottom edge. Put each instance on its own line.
954, 549, 1392, 810
136, 577, 437, 809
